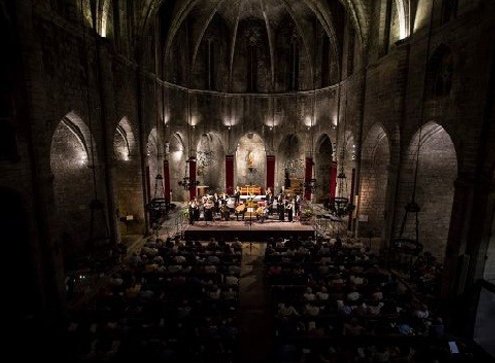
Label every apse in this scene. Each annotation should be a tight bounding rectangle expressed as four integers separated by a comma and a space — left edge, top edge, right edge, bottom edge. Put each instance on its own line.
236, 133, 266, 187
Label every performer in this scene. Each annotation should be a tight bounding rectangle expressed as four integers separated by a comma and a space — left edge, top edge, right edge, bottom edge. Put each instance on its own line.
189, 199, 198, 224
234, 185, 241, 204
278, 200, 285, 221
220, 204, 230, 221
265, 187, 273, 204
272, 197, 278, 215
286, 200, 294, 222
204, 197, 214, 222
295, 194, 302, 217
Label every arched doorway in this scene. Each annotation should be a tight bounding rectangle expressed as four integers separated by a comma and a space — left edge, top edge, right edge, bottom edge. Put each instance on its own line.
400, 122, 457, 259
359, 124, 391, 239
236, 133, 266, 187
50, 112, 99, 264
314, 134, 334, 202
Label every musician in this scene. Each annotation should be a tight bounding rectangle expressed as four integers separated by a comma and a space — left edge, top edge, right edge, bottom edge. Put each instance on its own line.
220, 204, 230, 221
234, 186, 241, 204
265, 187, 273, 204
204, 197, 214, 222
189, 199, 199, 224
295, 194, 302, 216
235, 202, 246, 221
256, 205, 269, 223
286, 200, 294, 222
272, 197, 278, 215
278, 200, 285, 221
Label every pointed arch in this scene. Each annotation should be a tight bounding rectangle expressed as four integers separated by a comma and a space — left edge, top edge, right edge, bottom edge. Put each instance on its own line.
400, 122, 457, 258
113, 117, 136, 161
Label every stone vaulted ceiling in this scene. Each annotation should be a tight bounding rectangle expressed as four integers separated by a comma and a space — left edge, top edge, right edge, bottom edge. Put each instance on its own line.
137, 0, 370, 92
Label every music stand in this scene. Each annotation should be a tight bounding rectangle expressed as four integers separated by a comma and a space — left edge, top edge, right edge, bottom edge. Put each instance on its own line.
245, 207, 255, 226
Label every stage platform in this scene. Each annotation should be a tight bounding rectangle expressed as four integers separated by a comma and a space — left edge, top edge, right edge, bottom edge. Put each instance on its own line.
183, 219, 315, 241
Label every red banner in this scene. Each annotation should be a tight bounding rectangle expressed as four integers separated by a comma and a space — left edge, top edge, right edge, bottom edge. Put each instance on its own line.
189, 157, 197, 200
304, 157, 313, 200
225, 155, 234, 195
163, 160, 170, 202
266, 155, 275, 192
330, 161, 337, 199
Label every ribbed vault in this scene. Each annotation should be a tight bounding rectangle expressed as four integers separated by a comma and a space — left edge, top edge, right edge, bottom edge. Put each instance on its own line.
135, 0, 373, 92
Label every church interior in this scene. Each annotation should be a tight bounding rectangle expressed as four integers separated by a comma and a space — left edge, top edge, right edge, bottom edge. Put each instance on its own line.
2, 0, 495, 361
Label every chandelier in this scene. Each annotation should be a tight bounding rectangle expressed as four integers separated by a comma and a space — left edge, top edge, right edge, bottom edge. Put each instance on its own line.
178, 158, 199, 191
332, 165, 354, 217
147, 174, 169, 224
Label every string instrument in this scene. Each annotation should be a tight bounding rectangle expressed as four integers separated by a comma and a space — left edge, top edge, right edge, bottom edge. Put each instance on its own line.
256, 206, 266, 216
235, 204, 246, 214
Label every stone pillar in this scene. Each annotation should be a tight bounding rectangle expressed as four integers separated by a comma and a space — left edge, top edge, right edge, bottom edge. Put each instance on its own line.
95, 39, 120, 245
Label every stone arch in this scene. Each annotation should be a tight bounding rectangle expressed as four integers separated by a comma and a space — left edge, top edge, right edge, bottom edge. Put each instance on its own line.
359, 124, 391, 239
399, 122, 457, 259
196, 132, 226, 193
113, 117, 136, 161
113, 117, 143, 235
50, 112, 98, 262
315, 134, 334, 202
236, 132, 266, 187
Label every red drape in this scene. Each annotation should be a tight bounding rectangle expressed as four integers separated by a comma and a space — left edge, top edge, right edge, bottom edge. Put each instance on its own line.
225, 155, 234, 195
189, 157, 197, 200
163, 160, 171, 202
266, 155, 275, 192
330, 161, 337, 199
145, 166, 151, 203
304, 157, 313, 200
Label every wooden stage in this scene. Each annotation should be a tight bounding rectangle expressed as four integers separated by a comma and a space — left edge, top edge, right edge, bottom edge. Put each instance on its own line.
183, 219, 315, 241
